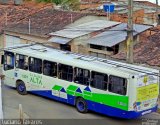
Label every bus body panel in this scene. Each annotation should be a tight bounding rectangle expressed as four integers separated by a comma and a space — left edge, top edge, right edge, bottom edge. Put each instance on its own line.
9, 70, 158, 119
2, 44, 159, 119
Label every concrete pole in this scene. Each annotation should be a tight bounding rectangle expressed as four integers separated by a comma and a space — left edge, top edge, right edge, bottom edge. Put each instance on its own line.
0, 77, 3, 119
29, 19, 31, 34
156, 0, 159, 25
126, 0, 134, 63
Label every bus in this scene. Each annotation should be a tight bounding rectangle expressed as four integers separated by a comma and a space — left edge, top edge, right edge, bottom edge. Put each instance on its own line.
1, 44, 159, 119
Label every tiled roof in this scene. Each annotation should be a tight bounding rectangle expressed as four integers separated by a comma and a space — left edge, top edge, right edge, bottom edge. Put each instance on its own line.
6, 8, 87, 37
0, 2, 53, 33
80, 0, 101, 3
134, 1, 159, 7
111, 27, 160, 66
0, 1, 87, 37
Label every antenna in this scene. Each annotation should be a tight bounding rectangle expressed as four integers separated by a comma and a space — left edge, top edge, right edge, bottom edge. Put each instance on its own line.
29, 19, 31, 34
5, 11, 7, 26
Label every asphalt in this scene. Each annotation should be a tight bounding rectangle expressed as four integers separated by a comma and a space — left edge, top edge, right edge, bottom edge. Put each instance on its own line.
2, 85, 160, 120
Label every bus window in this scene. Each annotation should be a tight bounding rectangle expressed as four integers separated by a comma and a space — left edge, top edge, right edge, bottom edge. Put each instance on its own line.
74, 68, 90, 86
109, 75, 127, 95
4, 52, 14, 71
43, 60, 57, 77
91, 71, 108, 90
58, 64, 73, 82
29, 57, 42, 74
16, 54, 28, 70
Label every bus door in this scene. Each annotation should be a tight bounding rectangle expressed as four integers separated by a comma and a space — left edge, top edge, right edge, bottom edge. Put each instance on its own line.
3, 51, 15, 87
15, 54, 29, 87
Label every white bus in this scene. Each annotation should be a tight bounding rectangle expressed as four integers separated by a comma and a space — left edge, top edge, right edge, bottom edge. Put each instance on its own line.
1, 44, 159, 119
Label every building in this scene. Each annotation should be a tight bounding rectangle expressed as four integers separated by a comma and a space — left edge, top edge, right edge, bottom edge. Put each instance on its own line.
48, 20, 120, 53
112, 26, 160, 67
0, 1, 53, 48
4, 6, 112, 49
80, 0, 160, 25
87, 23, 152, 58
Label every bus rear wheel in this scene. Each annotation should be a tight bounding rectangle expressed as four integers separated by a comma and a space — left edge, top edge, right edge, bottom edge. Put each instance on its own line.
16, 81, 27, 95
76, 98, 88, 113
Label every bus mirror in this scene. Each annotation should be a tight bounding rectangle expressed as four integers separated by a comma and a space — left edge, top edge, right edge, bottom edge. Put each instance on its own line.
1, 55, 4, 65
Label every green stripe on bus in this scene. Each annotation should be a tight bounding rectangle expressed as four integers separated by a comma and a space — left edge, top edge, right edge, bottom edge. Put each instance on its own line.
52, 85, 62, 91
89, 93, 128, 111
69, 90, 128, 111
67, 85, 78, 95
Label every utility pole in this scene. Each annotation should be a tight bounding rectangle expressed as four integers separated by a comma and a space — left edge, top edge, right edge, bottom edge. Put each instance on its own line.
156, 0, 159, 25
126, 0, 134, 63
0, 77, 3, 119
29, 19, 31, 34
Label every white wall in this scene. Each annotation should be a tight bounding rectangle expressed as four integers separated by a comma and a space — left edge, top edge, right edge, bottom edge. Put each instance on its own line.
5, 35, 21, 47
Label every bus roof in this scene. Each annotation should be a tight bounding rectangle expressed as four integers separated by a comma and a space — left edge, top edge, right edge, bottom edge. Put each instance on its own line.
4, 44, 159, 78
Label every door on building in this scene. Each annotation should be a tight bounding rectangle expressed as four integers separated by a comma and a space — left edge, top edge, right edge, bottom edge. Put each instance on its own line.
5, 35, 21, 47
60, 44, 71, 51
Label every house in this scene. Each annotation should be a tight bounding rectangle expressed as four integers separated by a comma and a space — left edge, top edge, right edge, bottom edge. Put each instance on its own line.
0, 1, 53, 48
87, 23, 152, 58
112, 26, 160, 67
4, 4, 118, 49
80, 0, 160, 25
48, 20, 120, 53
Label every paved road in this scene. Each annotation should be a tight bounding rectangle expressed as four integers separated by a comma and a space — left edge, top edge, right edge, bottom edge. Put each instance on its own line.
2, 85, 160, 125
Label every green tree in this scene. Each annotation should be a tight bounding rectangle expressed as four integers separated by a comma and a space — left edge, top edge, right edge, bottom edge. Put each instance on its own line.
36, 0, 80, 10
61, 0, 80, 11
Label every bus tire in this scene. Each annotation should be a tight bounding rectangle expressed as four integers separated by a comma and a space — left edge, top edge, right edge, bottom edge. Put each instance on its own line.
76, 97, 88, 113
16, 81, 27, 95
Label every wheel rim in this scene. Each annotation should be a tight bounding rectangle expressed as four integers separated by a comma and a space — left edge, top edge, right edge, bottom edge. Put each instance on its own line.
77, 101, 85, 111
18, 83, 25, 92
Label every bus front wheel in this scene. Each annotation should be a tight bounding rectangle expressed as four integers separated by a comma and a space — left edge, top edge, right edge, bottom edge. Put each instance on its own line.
16, 81, 27, 95
76, 98, 88, 113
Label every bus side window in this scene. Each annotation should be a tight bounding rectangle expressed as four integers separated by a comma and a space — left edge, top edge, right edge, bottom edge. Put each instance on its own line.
4, 51, 14, 71
108, 75, 127, 95
29, 57, 42, 74
58, 64, 73, 82
16, 54, 28, 70
90, 71, 108, 90
74, 68, 90, 86
43, 60, 57, 77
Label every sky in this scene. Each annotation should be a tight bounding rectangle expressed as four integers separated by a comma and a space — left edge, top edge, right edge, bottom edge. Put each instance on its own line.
139, 0, 160, 5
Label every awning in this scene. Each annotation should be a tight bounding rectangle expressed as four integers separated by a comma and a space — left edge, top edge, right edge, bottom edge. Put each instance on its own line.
48, 36, 72, 44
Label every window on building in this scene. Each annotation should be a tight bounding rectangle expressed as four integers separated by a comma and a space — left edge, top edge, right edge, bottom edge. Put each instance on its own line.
43, 60, 57, 77
90, 44, 104, 50
108, 75, 127, 95
29, 57, 42, 74
106, 47, 114, 52
91, 71, 108, 90
58, 64, 73, 82
16, 54, 28, 70
60, 44, 71, 51
4, 51, 14, 71
74, 68, 90, 86
113, 44, 119, 54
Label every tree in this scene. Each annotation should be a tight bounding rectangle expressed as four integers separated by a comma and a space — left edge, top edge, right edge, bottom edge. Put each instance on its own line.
36, 0, 80, 10
61, 0, 80, 11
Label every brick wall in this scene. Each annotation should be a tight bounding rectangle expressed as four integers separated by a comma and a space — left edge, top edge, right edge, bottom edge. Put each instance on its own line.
111, 9, 144, 24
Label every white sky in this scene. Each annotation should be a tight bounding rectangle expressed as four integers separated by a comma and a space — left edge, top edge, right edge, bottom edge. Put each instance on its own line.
137, 0, 160, 5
